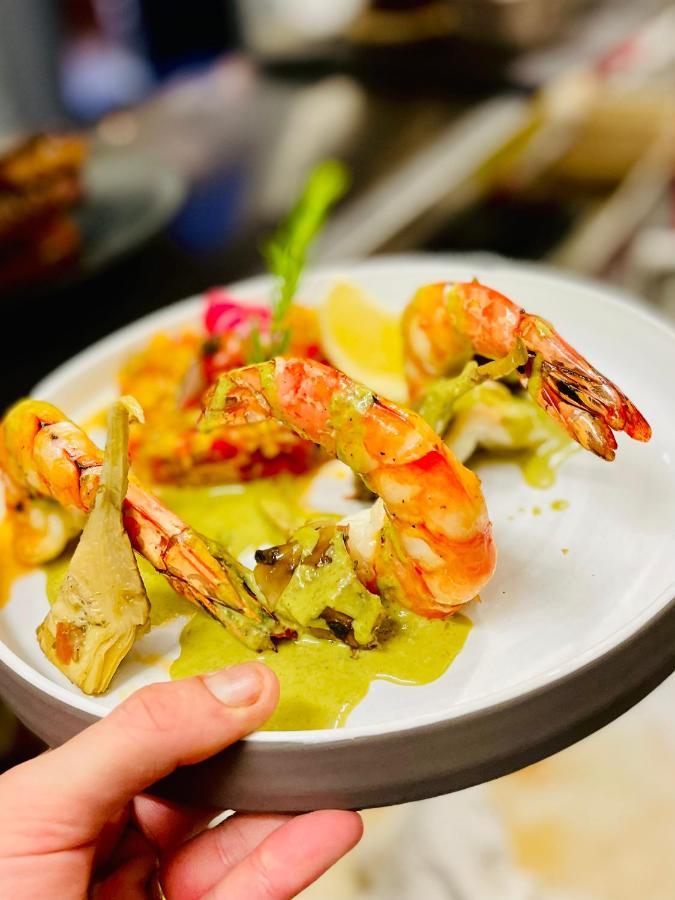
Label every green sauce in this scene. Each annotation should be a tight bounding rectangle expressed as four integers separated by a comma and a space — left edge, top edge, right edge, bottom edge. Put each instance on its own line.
329, 386, 372, 473
139, 559, 193, 627
515, 436, 577, 490
157, 477, 313, 557
171, 605, 471, 730
273, 529, 383, 647
445, 381, 577, 490
44, 477, 471, 730
473, 439, 576, 491
498, 391, 577, 489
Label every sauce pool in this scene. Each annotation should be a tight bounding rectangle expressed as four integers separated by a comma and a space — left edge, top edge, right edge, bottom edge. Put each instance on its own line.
45, 478, 472, 730
172, 604, 470, 731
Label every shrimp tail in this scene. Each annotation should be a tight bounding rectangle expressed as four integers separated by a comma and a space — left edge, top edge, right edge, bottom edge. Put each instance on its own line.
404, 281, 652, 462
522, 315, 652, 460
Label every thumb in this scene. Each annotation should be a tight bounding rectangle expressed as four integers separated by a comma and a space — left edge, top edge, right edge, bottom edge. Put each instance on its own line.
0, 663, 278, 851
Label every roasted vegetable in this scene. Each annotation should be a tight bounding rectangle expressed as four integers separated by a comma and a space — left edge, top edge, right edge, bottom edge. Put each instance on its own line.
255, 523, 384, 648
418, 338, 528, 436
200, 534, 294, 651
37, 398, 150, 694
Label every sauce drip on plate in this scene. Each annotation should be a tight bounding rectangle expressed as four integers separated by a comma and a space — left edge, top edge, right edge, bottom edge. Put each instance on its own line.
173, 602, 470, 731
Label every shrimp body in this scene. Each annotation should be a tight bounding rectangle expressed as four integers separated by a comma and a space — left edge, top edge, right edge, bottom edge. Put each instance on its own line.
402, 281, 651, 460
202, 358, 496, 617
0, 400, 283, 650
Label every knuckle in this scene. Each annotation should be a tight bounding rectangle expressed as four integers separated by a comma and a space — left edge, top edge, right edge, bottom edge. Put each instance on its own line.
248, 848, 282, 900
115, 683, 181, 735
213, 819, 243, 872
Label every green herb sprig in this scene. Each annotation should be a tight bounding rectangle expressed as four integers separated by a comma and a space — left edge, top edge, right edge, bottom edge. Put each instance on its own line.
250, 160, 350, 361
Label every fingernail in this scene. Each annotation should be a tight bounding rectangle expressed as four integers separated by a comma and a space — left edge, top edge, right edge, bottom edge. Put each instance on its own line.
203, 663, 264, 707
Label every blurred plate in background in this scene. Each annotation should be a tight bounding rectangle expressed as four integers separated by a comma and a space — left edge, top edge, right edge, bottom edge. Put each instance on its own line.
75, 147, 186, 276
0, 145, 186, 301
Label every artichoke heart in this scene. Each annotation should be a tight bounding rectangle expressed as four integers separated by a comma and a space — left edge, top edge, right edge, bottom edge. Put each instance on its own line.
37, 398, 150, 694
257, 525, 384, 648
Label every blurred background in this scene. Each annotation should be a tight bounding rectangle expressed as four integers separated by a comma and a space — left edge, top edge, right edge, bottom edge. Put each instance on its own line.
1, 1, 675, 896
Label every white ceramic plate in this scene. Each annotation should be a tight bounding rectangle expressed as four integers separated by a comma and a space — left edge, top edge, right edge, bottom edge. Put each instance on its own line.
2, 255, 675, 810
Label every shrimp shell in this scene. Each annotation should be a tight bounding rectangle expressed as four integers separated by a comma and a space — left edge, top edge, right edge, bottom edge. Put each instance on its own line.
202, 357, 496, 616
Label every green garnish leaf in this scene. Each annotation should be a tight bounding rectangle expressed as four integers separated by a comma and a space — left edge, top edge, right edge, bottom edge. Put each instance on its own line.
251, 159, 350, 361
247, 321, 265, 365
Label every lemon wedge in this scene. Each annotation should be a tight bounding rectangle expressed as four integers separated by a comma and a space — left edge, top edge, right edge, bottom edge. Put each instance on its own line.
318, 281, 408, 403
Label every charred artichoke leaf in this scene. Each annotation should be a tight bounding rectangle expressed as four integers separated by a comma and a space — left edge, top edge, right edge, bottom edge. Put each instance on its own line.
200, 536, 281, 652
37, 397, 150, 695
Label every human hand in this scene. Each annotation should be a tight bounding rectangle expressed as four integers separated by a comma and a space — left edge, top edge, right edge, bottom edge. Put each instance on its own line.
0, 663, 362, 898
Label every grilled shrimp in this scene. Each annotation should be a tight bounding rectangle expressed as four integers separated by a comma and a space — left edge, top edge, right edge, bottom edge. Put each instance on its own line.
202, 358, 496, 617
402, 281, 651, 461
0, 400, 286, 650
